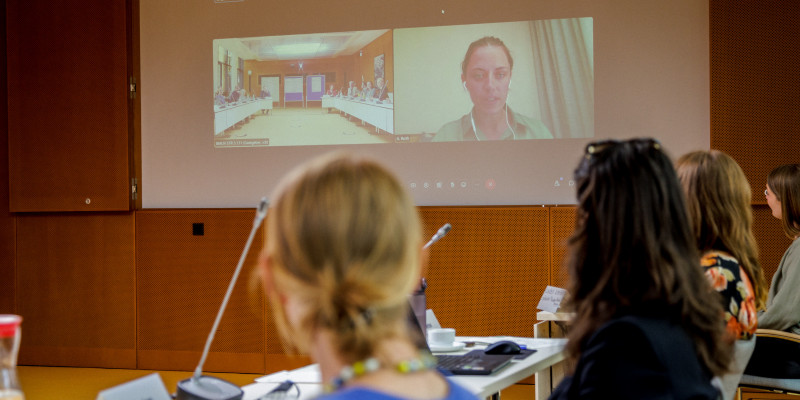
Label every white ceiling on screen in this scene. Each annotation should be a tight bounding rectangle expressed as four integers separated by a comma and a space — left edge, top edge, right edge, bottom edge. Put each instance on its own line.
218, 30, 389, 61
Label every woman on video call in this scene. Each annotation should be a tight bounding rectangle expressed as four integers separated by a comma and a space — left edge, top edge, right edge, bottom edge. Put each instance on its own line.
432, 36, 553, 142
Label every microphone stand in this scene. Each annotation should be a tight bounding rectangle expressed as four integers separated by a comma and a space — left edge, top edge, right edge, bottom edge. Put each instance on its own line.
412, 223, 452, 339
176, 198, 268, 400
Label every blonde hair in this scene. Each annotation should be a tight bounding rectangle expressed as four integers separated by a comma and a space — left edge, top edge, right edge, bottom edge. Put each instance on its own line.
261, 152, 422, 362
767, 164, 800, 239
675, 150, 767, 310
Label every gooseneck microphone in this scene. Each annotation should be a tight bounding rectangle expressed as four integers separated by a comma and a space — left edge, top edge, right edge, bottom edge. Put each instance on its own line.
176, 198, 269, 400
423, 223, 452, 249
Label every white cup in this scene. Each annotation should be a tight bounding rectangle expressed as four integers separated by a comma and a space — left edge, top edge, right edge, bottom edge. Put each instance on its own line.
427, 328, 456, 347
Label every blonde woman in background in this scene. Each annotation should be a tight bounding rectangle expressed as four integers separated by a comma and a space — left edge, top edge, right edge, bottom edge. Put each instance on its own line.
257, 153, 477, 400
676, 150, 766, 339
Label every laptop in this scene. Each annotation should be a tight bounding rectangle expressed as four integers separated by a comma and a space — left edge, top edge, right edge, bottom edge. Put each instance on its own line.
406, 301, 515, 376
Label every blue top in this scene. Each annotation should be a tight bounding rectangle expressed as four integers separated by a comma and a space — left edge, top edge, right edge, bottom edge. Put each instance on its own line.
319, 377, 477, 400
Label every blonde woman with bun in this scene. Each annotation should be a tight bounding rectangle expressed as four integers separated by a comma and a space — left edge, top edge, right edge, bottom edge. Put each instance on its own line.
257, 153, 477, 400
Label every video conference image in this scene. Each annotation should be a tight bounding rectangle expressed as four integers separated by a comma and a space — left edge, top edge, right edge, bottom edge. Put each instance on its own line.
212, 18, 594, 148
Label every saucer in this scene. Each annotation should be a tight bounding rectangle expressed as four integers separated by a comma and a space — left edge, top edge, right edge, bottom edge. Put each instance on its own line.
428, 341, 466, 352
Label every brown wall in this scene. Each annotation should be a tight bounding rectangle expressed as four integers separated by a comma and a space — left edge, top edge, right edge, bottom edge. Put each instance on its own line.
16, 213, 136, 368
135, 210, 266, 373
6, 0, 132, 212
0, 0, 15, 315
2, 2, 799, 374
356, 30, 393, 92
709, 1, 800, 286
709, 1, 800, 204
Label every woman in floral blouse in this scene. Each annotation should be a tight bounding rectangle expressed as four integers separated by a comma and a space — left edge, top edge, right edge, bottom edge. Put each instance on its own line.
676, 150, 767, 400
701, 251, 759, 339
676, 150, 766, 339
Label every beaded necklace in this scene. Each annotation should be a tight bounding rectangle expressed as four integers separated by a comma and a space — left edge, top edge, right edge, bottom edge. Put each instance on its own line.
324, 353, 438, 393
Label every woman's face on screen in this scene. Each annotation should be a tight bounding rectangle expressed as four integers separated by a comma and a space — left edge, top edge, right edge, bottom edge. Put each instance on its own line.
462, 45, 512, 116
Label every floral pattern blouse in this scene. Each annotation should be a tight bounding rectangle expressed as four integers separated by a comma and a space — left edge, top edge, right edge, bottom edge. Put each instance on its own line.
701, 251, 758, 340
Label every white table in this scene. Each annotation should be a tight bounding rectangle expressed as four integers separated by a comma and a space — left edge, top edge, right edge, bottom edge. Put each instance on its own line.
324, 96, 394, 134
241, 337, 566, 400
213, 97, 273, 135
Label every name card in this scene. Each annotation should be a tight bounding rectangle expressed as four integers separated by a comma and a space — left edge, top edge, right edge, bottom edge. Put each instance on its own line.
537, 286, 567, 313
96, 373, 171, 400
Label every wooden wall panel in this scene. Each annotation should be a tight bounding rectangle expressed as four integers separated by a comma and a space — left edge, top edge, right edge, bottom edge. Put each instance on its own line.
710, 2, 800, 205
0, 0, 15, 315
136, 210, 266, 373
419, 207, 550, 338
16, 213, 136, 368
549, 207, 575, 290
358, 30, 393, 91
6, 204, 792, 373
6, 0, 132, 212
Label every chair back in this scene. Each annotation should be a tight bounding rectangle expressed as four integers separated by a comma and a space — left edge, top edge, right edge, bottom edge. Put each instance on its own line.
738, 329, 800, 395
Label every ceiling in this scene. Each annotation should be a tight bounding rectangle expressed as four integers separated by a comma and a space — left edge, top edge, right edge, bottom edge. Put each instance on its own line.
217, 30, 389, 61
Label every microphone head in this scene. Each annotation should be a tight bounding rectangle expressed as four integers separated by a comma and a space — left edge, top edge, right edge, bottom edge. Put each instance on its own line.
255, 197, 269, 221
423, 223, 452, 249
441, 223, 452, 234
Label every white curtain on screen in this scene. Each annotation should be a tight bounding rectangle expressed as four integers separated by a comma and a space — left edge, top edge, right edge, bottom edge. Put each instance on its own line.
530, 18, 594, 139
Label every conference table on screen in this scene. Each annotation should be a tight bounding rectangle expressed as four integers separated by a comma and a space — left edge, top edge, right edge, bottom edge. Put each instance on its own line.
322, 95, 394, 134
213, 97, 273, 135
240, 336, 567, 400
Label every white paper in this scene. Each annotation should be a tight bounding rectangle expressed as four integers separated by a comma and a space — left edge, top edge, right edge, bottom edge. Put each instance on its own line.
537, 285, 567, 313
96, 373, 171, 400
